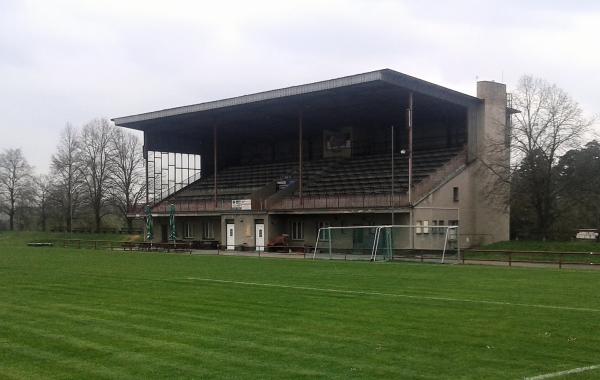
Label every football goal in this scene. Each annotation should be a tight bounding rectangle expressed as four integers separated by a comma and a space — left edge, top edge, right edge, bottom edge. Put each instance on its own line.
312, 225, 460, 263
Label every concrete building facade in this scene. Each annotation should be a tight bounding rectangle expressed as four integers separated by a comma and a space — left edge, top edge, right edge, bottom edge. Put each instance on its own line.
114, 69, 512, 252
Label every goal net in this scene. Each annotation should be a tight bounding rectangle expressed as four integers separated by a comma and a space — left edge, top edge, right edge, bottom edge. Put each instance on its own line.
313, 225, 460, 262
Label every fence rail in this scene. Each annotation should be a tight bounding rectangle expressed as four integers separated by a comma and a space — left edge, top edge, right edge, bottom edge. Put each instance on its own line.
463, 249, 600, 268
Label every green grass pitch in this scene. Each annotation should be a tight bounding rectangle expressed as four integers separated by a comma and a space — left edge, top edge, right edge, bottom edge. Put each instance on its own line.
1, 233, 600, 379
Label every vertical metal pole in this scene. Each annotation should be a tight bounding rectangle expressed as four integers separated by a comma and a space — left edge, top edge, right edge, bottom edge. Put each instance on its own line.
391, 124, 395, 225
442, 227, 449, 263
299, 110, 303, 205
328, 228, 332, 259
213, 124, 218, 207
386, 227, 392, 261
313, 229, 321, 260
408, 92, 414, 205
408, 93, 415, 250
457, 209, 461, 262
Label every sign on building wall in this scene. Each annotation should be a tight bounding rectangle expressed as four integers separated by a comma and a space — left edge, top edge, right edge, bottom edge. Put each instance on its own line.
232, 199, 252, 210
575, 229, 598, 240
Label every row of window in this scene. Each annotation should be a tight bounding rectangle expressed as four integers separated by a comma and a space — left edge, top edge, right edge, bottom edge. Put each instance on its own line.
183, 221, 215, 239
289, 221, 332, 241
415, 220, 459, 235
183, 219, 458, 241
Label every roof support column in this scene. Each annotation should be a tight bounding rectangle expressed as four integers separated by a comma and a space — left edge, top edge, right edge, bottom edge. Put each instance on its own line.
298, 110, 303, 205
213, 124, 218, 207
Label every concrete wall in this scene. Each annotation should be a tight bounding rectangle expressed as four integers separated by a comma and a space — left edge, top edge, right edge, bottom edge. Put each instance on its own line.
415, 81, 510, 247
220, 213, 268, 249
416, 166, 483, 247
151, 216, 221, 243
473, 81, 510, 244
273, 213, 409, 250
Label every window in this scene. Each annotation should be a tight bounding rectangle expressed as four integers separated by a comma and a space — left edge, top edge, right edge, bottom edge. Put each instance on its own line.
290, 221, 304, 240
448, 220, 459, 240
353, 228, 364, 244
316, 221, 330, 241
423, 220, 429, 234
203, 221, 214, 239
416, 220, 423, 234
453, 187, 459, 202
437, 220, 445, 235
184, 222, 194, 239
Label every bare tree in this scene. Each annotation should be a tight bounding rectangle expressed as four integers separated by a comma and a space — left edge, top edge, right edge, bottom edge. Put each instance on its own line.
34, 174, 53, 231
504, 75, 594, 238
79, 118, 116, 232
0, 148, 34, 230
51, 124, 84, 232
109, 129, 145, 231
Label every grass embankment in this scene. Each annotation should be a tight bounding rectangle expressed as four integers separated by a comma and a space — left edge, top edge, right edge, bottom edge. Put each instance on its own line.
466, 240, 600, 265
483, 240, 600, 252
1, 243, 600, 379
0, 230, 141, 249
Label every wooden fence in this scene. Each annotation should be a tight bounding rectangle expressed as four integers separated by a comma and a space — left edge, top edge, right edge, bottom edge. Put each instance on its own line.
462, 249, 600, 269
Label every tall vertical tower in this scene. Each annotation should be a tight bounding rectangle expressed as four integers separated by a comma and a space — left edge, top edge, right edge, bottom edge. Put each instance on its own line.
473, 81, 511, 243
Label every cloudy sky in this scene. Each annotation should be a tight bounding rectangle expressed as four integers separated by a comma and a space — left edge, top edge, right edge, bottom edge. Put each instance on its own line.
1, 0, 599, 173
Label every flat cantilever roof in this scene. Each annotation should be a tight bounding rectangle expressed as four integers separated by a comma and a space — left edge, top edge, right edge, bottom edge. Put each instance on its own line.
112, 69, 482, 131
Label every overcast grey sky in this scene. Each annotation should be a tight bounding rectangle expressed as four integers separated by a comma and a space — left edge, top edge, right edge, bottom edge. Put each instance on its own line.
1, 0, 599, 173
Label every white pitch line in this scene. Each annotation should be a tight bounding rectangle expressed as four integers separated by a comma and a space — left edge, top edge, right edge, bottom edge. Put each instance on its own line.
525, 364, 600, 379
184, 277, 600, 313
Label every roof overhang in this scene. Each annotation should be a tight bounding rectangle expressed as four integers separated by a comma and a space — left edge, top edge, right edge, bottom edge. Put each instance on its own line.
112, 69, 482, 132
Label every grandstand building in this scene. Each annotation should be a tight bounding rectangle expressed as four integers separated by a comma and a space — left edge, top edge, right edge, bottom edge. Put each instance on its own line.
113, 69, 512, 250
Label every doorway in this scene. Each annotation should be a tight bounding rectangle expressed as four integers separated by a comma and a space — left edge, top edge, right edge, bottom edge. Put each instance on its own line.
255, 222, 265, 251
226, 223, 235, 250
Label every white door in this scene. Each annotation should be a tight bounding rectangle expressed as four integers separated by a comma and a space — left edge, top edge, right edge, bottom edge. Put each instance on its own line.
226, 224, 235, 250
255, 223, 265, 251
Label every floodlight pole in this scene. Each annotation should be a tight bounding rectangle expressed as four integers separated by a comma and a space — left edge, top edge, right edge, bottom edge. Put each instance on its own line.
298, 110, 303, 205
391, 124, 395, 225
407, 92, 414, 250
213, 124, 218, 207
408, 92, 413, 205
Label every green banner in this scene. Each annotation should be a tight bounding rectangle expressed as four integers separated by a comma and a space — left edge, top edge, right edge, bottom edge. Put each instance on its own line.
168, 204, 176, 242
144, 205, 153, 241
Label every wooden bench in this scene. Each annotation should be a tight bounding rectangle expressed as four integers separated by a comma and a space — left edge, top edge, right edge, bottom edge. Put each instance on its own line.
27, 242, 54, 247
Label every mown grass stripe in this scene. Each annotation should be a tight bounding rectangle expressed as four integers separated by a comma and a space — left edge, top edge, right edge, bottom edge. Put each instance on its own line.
185, 277, 600, 313
0, 305, 347, 377
1, 302, 411, 377
3, 241, 600, 379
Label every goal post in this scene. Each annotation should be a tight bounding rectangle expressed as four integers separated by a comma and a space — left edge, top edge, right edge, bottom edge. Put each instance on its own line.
312, 225, 385, 261
313, 224, 460, 262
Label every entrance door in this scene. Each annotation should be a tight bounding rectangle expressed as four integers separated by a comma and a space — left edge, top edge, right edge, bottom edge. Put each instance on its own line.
226, 223, 235, 250
255, 223, 265, 251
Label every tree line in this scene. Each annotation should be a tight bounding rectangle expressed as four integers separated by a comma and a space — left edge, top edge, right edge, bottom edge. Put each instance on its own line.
0, 118, 145, 232
485, 75, 598, 240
